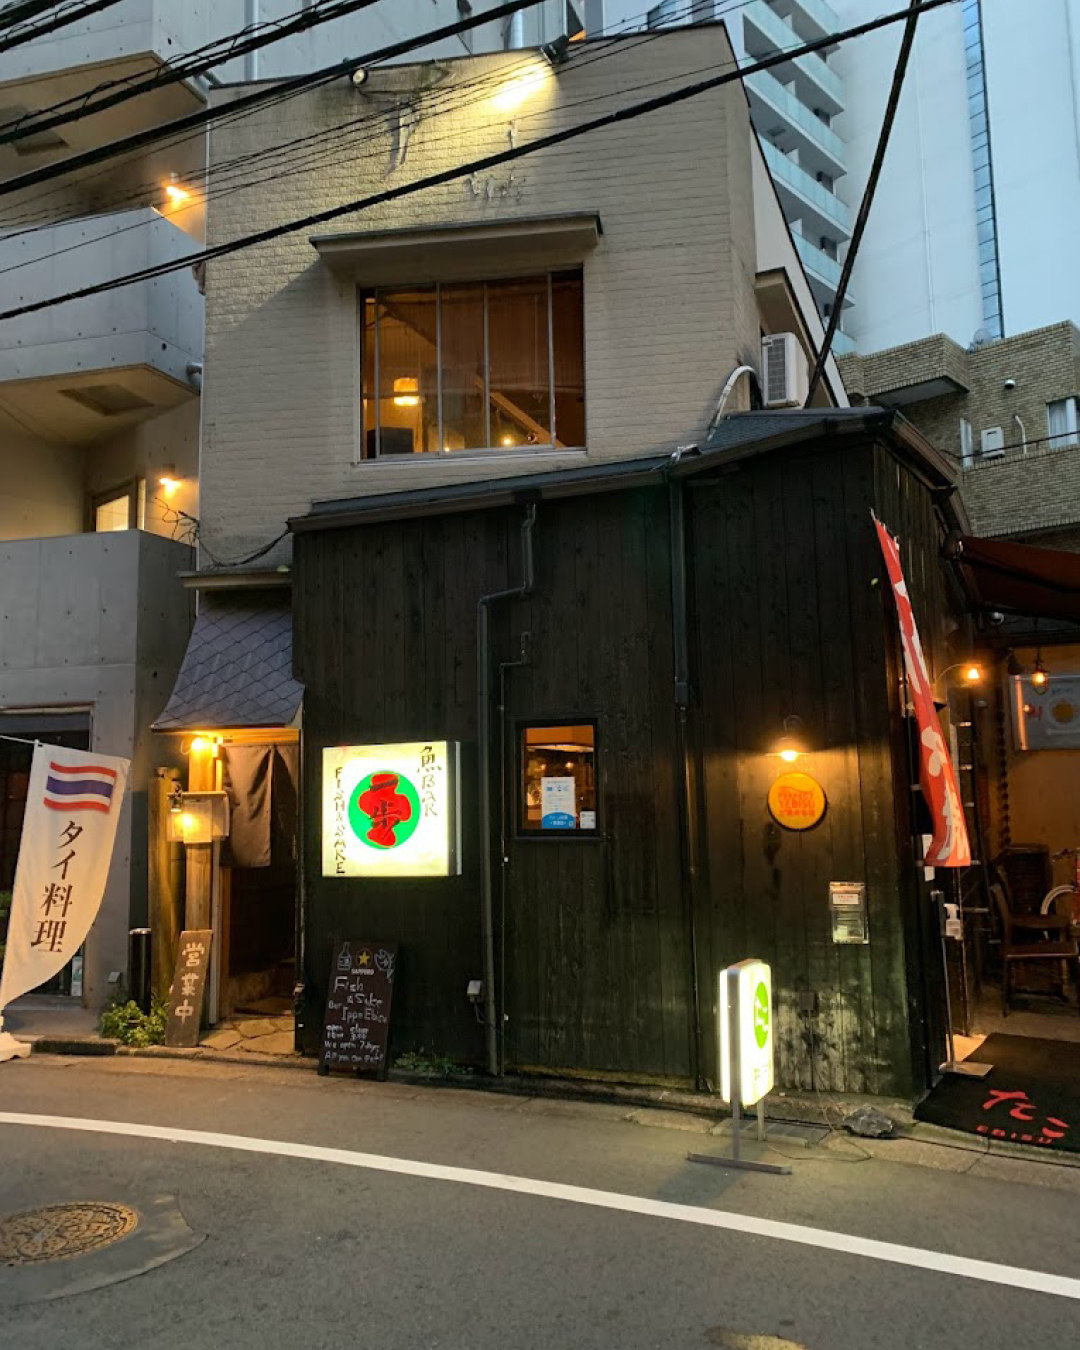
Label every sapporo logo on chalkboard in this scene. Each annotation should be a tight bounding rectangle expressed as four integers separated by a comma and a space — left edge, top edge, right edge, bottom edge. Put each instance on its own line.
348, 771, 422, 850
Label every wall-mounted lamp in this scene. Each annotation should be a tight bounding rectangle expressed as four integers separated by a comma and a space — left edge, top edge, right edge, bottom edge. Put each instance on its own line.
164, 173, 190, 207
158, 464, 180, 495
773, 715, 806, 763
184, 735, 220, 756
541, 33, 572, 67
932, 662, 983, 691
1031, 653, 1050, 693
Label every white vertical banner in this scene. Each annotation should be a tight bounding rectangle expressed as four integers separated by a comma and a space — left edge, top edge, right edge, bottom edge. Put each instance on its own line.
0, 743, 129, 1062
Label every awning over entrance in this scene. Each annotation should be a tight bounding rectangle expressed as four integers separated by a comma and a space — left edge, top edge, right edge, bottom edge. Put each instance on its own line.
153, 593, 303, 731
951, 535, 1080, 622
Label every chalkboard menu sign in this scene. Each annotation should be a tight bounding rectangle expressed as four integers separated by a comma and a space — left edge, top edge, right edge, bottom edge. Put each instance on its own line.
318, 940, 396, 1077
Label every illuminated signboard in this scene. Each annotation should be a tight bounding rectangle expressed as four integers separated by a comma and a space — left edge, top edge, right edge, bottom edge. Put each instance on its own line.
719, 959, 774, 1108
767, 771, 826, 831
322, 742, 460, 878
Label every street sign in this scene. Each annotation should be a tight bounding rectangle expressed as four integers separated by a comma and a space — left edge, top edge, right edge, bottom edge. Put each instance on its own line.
164, 930, 212, 1048
719, 959, 773, 1108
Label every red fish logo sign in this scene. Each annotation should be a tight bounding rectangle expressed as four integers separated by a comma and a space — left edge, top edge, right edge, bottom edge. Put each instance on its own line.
348, 771, 421, 850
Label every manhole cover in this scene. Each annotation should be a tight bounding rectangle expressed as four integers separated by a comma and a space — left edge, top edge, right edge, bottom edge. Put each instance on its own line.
0, 1203, 139, 1266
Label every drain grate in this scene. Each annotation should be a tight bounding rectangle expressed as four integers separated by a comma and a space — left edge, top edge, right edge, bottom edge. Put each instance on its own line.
0, 1203, 139, 1266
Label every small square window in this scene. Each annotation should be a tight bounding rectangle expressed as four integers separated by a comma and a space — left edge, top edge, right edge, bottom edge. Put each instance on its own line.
519, 722, 597, 834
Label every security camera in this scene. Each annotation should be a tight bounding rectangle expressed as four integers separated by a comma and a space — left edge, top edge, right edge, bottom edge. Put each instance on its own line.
988, 610, 1005, 625
1003, 378, 1017, 391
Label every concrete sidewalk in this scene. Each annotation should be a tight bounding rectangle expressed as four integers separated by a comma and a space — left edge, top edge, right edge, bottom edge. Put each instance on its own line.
3, 995, 99, 1042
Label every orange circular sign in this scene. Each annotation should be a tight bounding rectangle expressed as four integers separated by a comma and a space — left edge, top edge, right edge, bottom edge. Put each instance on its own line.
768, 771, 826, 831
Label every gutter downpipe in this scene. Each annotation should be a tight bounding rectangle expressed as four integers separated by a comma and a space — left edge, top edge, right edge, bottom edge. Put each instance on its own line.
478, 503, 537, 1076
668, 455, 706, 1090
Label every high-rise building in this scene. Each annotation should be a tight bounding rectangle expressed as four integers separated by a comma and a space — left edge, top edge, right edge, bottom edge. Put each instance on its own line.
592, 1, 1080, 358
590, 0, 855, 348
831, 0, 1080, 353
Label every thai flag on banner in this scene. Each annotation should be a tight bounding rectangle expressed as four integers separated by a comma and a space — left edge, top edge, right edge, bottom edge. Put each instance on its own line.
43, 761, 118, 813
874, 514, 971, 869
0, 743, 130, 1062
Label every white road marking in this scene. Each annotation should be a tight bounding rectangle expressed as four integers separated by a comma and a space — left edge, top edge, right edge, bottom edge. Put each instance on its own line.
2, 1110, 1078, 1301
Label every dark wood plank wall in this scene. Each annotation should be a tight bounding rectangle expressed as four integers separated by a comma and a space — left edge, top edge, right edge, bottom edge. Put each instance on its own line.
688, 441, 918, 1097
294, 509, 515, 1064
293, 431, 955, 1094
502, 489, 691, 1083
294, 490, 694, 1081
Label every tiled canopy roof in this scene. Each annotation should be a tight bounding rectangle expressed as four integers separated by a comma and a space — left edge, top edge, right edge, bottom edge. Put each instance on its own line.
153, 594, 303, 731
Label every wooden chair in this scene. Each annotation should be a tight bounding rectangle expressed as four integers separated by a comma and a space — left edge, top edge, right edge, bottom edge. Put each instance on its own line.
990, 882, 1080, 1017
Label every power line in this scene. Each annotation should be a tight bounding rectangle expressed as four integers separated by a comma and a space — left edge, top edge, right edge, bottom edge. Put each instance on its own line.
0, 0, 729, 234
0, 1, 735, 268
804, 0, 923, 405
0, 0, 389, 145
0, 0, 72, 30
0, 0, 125, 53
0, 0, 957, 327
0, 0, 544, 199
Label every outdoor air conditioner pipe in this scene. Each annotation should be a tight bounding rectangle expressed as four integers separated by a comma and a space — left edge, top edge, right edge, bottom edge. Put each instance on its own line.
477, 503, 536, 1076
186, 361, 203, 390
1013, 413, 1027, 456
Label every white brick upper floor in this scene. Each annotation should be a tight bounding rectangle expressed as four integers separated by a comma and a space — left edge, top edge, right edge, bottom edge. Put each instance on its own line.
198, 28, 763, 565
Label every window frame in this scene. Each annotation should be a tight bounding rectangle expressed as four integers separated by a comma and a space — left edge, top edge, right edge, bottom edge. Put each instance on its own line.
515, 716, 601, 842
358, 271, 585, 464
89, 479, 141, 533
1047, 397, 1079, 450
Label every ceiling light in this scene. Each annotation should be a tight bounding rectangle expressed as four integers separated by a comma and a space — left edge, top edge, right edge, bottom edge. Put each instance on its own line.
393, 376, 420, 407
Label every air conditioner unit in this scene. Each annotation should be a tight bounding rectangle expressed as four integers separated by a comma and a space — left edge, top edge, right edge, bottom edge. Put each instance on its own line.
979, 426, 1005, 458
761, 333, 810, 409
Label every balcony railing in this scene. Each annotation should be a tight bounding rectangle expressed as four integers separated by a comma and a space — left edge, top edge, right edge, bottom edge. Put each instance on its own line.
760, 138, 851, 236
744, 2, 844, 112
831, 329, 856, 356
0, 207, 203, 388
0, 0, 206, 86
768, 0, 842, 46
793, 232, 843, 293
746, 70, 846, 178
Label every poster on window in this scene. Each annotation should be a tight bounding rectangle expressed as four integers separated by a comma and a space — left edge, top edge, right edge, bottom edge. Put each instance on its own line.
541, 776, 577, 829
0, 743, 130, 1062
322, 742, 460, 877
874, 515, 971, 868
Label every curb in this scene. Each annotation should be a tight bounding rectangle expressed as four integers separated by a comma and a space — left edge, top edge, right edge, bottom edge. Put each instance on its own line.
27, 1034, 914, 1128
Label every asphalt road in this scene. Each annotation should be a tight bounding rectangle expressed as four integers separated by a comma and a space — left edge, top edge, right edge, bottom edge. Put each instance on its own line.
2, 1056, 1080, 1350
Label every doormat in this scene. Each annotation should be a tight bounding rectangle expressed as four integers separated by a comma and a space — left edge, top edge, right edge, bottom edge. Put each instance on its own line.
914, 1034, 1080, 1154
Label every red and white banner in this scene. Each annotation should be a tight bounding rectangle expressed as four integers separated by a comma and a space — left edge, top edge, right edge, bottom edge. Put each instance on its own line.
874, 516, 971, 868
0, 743, 129, 1060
